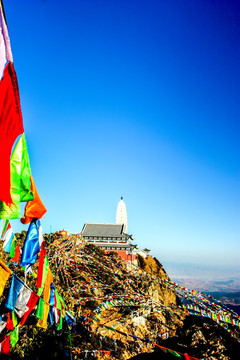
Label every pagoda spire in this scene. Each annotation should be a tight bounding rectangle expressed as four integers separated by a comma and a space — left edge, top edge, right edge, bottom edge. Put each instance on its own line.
116, 197, 128, 233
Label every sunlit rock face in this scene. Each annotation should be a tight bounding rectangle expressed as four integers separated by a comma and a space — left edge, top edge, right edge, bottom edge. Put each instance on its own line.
116, 197, 128, 233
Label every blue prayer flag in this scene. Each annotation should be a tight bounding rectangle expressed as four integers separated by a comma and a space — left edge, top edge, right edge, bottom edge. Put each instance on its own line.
5, 276, 23, 311
20, 219, 43, 267
48, 283, 55, 326
65, 311, 76, 326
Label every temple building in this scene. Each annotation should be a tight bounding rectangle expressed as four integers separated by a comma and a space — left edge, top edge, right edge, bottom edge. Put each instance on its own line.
81, 197, 137, 262
59, 229, 68, 237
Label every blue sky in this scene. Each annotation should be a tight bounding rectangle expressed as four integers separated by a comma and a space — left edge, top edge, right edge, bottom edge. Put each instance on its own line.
4, 0, 240, 270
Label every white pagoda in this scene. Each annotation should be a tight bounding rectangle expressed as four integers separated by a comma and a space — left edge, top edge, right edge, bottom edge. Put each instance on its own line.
116, 197, 128, 233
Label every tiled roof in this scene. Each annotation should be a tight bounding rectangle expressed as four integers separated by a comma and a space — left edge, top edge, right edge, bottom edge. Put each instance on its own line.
82, 223, 128, 237
88, 242, 137, 249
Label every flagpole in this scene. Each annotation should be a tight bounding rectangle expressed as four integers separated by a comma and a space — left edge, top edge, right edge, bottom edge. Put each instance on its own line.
49, 225, 52, 244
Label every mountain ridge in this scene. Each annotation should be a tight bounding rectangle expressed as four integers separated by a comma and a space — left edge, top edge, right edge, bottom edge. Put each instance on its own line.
1, 231, 239, 359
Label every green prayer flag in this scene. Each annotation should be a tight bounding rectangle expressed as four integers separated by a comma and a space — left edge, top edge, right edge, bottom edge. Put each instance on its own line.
36, 298, 44, 320
9, 237, 16, 258
168, 350, 182, 358
68, 331, 72, 346
12, 311, 18, 327
19, 134, 33, 201
55, 289, 62, 310
57, 311, 63, 330
10, 327, 19, 347
0, 134, 33, 219
1, 219, 9, 239
104, 325, 115, 332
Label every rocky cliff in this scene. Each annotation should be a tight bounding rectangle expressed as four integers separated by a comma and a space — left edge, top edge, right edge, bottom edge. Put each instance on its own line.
1, 232, 239, 360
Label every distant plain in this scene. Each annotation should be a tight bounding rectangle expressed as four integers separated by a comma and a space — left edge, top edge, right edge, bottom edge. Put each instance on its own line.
163, 261, 240, 313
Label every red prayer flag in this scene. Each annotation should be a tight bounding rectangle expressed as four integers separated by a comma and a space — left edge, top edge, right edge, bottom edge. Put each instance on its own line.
5, 312, 14, 330
0, 62, 24, 205
1, 335, 10, 355
19, 292, 39, 327
12, 244, 21, 263
37, 243, 47, 288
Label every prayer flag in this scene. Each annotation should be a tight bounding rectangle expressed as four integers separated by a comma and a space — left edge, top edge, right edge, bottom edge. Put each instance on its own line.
5, 275, 24, 311
168, 349, 182, 357
54, 289, 65, 324
21, 176, 47, 224
12, 244, 21, 264
0, 133, 33, 219
6, 312, 14, 330
9, 236, 16, 257
48, 305, 54, 326
10, 326, 19, 347
2, 221, 14, 252
48, 283, 56, 326
35, 297, 44, 320
37, 243, 48, 290
0, 314, 7, 333
0, 258, 12, 296
53, 307, 60, 326
14, 283, 32, 318
5, 275, 34, 320
57, 310, 63, 330
18, 134, 32, 202
18, 291, 39, 327
42, 268, 53, 303
0, 335, 10, 355
0, 0, 12, 73
0, 313, 15, 333
36, 297, 49, 329
6, 311, 17, 330
20, 219, 43, 267
37, 302, 49, 329
65, 311, 76, 326
10, 326, 18, 347
0, 0, 24, 205
50, 287, 55, 306
59, 295, 66, 317
1, 219, 10, 239
5, 313, 13, 330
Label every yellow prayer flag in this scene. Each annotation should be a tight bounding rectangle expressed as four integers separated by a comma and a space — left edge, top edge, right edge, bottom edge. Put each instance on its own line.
0, 259, 12, 297
42, 269, 53, 303
37, 303, 49, 329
